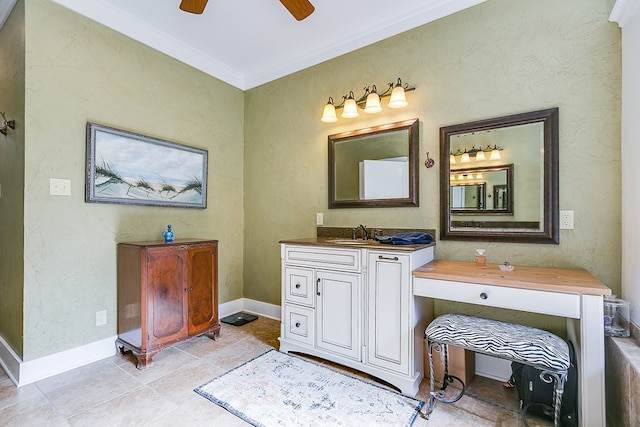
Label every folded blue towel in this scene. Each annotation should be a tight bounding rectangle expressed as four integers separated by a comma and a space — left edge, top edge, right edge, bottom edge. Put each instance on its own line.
376, 231, 433, 245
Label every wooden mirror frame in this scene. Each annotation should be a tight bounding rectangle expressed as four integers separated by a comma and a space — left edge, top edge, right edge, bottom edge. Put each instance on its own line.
440, 108, 559, 243
328, 119, 419, 209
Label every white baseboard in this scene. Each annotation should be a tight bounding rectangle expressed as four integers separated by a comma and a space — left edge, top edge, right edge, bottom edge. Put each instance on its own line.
475, 353, 512, 381
0, 335, 118, 387
0, 335, 21, 386
0, 298, 281, 387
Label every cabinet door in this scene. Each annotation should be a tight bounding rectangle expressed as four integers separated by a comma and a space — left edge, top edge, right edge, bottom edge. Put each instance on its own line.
316, 270, 360, 360
146, 247, 189, 347
187, 243, 219, 336
367, 252, 410, 374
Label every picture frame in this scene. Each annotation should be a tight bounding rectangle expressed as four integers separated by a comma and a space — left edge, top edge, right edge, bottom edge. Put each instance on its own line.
85, 122, 208, 209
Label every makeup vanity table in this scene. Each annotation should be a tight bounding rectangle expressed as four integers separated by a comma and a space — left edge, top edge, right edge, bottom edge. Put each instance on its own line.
412, 260, 611, 427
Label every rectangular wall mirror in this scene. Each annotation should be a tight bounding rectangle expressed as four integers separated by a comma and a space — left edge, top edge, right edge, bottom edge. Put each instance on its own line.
440, 108, 559, 243
328, 119, 419, 208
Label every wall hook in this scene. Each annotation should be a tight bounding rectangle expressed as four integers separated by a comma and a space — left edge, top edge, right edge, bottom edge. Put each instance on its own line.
424, 152, 434, 168
0, 112, 15, 135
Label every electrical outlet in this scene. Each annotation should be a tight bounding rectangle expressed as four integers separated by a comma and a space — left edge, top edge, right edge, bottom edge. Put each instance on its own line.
50, 178, 71, 196
316, 212, 324, 226
560, 210, 574, 229
96, 310, 107, 326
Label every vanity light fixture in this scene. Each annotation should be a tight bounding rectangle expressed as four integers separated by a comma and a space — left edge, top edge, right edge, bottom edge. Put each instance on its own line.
460, 150, 471, 163
450, 145, 503, 162
363, 85, 382, 114
0, 112, 15, 135
450, 172, 486, 183
341, 91, 359, 119
489, 145, 502, 160
321, 98, 338, 123
320, 78, 415, 123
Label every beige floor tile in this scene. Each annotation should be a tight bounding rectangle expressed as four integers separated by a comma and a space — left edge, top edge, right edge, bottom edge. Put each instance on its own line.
66, 385, 177, 426
36, 360, 142, 418
0, 394, 70, 427
146, 357, 226, 405
0, 379, 45, 411
0, 316, 557, 426
115, 346, 198, 384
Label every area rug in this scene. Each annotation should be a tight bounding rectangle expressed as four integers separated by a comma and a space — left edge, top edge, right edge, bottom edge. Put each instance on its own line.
194, 349, 424, 426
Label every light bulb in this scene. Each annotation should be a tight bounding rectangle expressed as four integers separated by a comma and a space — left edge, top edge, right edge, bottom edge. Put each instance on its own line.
475, 150, 486, 161
320, 100, 338, 123
388, 79, 408, 108
364, 87, 382, 114
341, 92, 359, 118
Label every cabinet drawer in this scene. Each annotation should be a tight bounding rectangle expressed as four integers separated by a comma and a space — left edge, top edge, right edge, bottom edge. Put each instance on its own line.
284, 267, 314, 307
413, 278, 581, 319
283, 305, 314, 345
283, 245, 361, 272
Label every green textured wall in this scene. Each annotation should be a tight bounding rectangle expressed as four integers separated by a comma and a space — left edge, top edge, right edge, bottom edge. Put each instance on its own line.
0, 0, 26, 358
20, 0, 245, 360
244, 0, 621, 334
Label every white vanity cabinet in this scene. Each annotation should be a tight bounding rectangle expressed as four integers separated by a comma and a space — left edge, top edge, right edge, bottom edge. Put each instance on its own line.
279, 242, 434, 396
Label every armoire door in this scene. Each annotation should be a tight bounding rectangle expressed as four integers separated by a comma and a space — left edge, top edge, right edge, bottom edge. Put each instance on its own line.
146, 247, 189, 347
187, 243, 219, 335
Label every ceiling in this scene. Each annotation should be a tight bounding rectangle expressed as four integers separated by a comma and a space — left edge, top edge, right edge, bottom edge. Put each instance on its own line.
10, 0, 486, 90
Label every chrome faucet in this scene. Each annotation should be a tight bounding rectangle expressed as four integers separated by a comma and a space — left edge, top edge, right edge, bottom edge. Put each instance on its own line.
357, 224, 368, 240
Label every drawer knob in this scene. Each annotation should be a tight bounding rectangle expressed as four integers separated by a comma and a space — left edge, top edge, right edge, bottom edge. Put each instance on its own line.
295, 322, 301, 328
480, 292, 488, 300
295, 283, 301, 289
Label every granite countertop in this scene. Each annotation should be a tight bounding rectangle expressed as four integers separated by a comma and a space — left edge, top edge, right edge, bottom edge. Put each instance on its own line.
279, 227, 436, 252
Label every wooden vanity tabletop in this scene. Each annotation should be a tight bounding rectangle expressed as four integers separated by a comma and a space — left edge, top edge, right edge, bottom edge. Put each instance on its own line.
413, 260, 611, 296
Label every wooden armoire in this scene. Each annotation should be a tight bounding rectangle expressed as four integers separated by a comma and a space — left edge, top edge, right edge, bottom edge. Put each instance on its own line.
116, 239, 220, 368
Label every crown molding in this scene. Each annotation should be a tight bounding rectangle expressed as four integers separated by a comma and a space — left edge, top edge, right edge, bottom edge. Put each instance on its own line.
610, 0, 639, 27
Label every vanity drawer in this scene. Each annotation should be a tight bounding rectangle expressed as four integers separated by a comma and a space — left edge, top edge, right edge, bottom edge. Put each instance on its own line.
413, 278, 581, 319
283, 304, 314, 346
283, 245, 362, 272
284, 267, 314, 307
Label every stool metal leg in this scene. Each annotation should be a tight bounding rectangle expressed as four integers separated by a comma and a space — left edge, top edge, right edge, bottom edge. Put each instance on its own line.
521, 370, 567, 427
425, 340, 466, 418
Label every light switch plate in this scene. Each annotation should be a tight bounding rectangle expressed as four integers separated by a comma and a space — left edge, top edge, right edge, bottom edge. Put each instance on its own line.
50, 178, 71, 196
316, 213, 323, 226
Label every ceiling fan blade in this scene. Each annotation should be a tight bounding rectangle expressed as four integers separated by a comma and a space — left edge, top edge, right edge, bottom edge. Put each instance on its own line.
279, 0, 315, 21
179, 0, 208, 14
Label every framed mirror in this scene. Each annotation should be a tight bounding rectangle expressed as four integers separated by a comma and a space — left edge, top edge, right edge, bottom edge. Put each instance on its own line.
440, 108, 559, 243
328, 119, 419, 208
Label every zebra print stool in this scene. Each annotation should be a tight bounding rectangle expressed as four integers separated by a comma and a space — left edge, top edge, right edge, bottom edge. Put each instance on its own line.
424, 313, 570, 427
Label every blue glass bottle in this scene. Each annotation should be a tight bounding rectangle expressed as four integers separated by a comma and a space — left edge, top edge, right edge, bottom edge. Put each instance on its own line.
162, 224, 174, 243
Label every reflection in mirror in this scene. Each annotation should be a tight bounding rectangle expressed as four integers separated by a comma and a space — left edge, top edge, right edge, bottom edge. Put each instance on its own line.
450, 164, 513, 214
440, 108, 559, 243
329, 119, 419, 208
451, 183, 485, 210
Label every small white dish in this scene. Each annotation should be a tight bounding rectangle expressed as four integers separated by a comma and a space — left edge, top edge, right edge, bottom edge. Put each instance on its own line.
499, 264, 515, 272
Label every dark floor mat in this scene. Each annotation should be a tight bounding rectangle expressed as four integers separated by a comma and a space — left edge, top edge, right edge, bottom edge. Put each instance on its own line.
221, 312, 258, 326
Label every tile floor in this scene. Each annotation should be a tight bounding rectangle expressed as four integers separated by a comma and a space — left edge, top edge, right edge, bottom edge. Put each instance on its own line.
0, 316, 553, 426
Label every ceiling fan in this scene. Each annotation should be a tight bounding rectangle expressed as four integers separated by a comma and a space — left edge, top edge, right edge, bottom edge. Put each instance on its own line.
179, 0, 315, 21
